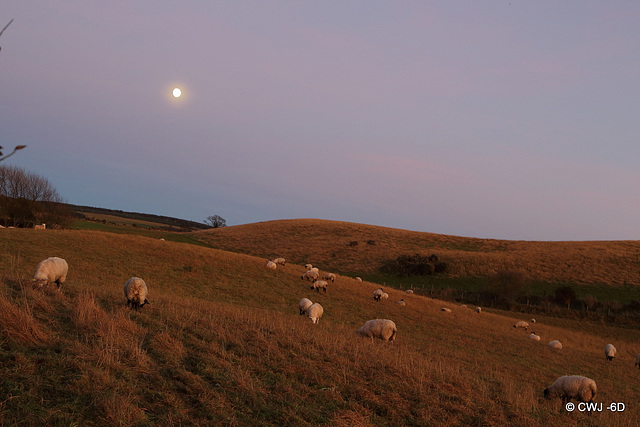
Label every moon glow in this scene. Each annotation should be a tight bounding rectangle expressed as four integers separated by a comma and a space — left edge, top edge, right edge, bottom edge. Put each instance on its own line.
172, 87, 182, 98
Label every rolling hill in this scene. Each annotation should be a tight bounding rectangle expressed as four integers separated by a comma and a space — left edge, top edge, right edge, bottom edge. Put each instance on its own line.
1, 224, 639, 425
191, 218, 640, 287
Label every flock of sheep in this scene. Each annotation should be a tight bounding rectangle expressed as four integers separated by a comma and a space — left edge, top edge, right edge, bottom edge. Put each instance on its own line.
267, 259, 398, 342
29, 253, 635, 407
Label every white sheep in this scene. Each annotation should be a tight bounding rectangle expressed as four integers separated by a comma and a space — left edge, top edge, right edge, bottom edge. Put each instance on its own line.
274, 257, 286, 266
544, 375, 597, 403
513, 321, 529, 330
635, 353, 640, 369
299, 298, 313, 315
474, 307, 482, 314
123, 277, 149, 311
305, 303, 323, 324
305, 264, 313, 270
529, 332, 541, 341
405, 289, 414, 294
530, 318, 536, 324
266, 260, 277, 270
381, 292, 389, 300
355, 277, 363, 282
310, 280, 328, 293
301, 270, 319, 282
32, 257, 68, 290
34, 223, 46, 230
322, 273, 336, 283
397, 299, 406, 306
548, 340, 563, 349
460, 304, 467, 309
373, 288, 384, 302
605, 344, 616, 361
356, 319, 397, 342
441, 307, 452, 313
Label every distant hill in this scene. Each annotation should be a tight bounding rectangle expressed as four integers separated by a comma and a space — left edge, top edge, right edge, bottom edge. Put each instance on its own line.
68, 204, 211, 231
191, 218, 640, 287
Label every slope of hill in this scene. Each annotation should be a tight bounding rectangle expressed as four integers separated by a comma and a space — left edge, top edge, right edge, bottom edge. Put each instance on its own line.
191, 219, 640, 287
1, 228, 639, 425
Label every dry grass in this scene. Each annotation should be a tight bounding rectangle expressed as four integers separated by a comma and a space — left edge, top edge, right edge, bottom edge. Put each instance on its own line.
192, 218, 640, 286
1, 226, 640, 425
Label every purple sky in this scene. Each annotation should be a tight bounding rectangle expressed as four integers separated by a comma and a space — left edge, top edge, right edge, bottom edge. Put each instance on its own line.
2, 2, 640, 241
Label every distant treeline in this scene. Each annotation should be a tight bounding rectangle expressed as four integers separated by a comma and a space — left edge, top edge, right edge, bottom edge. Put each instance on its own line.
69, 204, 211, 231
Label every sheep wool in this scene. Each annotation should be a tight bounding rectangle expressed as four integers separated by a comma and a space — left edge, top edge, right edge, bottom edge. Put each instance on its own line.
322, 273, 336, 283
405, 289, 414, 294
299, 298, 313, 315
513, 321, 529, 330
373, 288, 384, 302
548, 340, 563, 349
310, 280, 328, 293
605, 344, 617, 361
529, 332, 541, 341
356, 319, 397, 342
274, 258, 286, 266
32, 257, 68, 290
355, 277, 363, 282
305, 303, 324, 324
474, 307, 482, 313
301, 270, 319, 282
124, 277, 150, 311
544, 375, 597, 403
441, 307, 452, 313
266, 260, 277, 270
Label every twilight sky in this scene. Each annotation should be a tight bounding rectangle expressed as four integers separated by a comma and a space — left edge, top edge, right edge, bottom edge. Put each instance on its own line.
2, 2, 639, 241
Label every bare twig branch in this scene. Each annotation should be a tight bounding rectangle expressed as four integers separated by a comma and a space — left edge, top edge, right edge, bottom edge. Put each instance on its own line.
0, 145, 27, 162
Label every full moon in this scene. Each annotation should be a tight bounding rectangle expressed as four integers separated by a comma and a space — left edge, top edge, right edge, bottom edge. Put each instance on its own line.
172, 87, 182, 98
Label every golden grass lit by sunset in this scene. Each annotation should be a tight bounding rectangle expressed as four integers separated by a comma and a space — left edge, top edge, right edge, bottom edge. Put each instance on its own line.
1, 221, 640, 425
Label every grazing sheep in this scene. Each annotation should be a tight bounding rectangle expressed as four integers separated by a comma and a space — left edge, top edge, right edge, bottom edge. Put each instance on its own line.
305, 303, 323, 324
474, 307, 482, 314
266, 260, 277, 270
635, 353, 640, 369
605, 344, 616, 361
34, 223, 46, 230
32, 257, 68, 290
548, 340, 563, 349
544, 375, 597, 403
397, 299, 405, 306
274, 257, 286, 266
310, 280, 328, 293
530, 318, 536, 324
381, 292, 389, 300
301, 270, 319, 282
460, 304, 467, 309
355, 277, 363, 282
441, 307, 452, 313
405, 289, 414, 294
322, 273, 336, 283
373, 288, 384, 302
123, 277, 149, 311
529, 332, 541, 341
513, 321, 529, 330
356, 319, 397, 342
305, 264, 313, 270
299, 298, 313, 315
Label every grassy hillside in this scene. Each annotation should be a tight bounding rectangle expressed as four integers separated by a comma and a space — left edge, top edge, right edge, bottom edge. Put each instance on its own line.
1, 228, 639, 425
191, 219, 640, 287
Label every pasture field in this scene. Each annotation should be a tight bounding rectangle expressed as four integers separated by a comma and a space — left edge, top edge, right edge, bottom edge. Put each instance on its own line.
191, 218, 640, 287
1, 226, 639, 425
